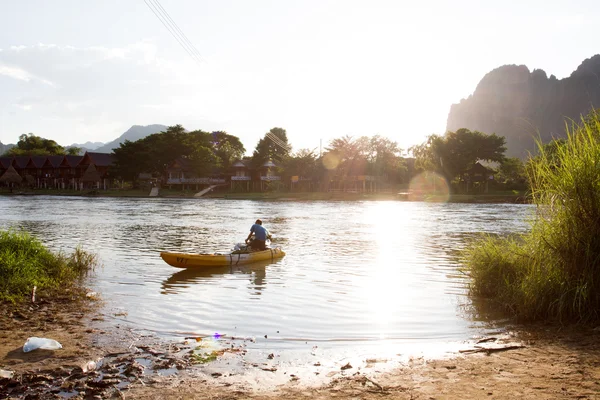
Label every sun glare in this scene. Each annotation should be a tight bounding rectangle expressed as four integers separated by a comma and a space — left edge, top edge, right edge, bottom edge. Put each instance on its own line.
408, 172, 450, 202
360, 203, 419, 338
321, 152, 340, 170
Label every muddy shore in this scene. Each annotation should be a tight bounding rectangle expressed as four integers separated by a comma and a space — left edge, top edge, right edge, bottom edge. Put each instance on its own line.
2, 291, 599, 399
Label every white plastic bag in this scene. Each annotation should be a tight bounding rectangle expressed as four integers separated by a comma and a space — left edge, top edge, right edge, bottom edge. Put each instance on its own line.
23, 337, 62, 352
0, 369, 14, 378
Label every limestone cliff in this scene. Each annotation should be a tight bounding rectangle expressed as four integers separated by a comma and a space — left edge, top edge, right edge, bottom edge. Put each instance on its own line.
446, 55, 600, 158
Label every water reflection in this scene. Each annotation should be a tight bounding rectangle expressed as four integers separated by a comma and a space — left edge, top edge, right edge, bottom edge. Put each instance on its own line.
161, 260, 269, 296
0, 197, 535, 349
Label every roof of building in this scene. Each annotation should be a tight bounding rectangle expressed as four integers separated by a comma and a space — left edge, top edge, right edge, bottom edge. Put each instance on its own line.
231, 160, 249, 168
167, 157, 190, 170
0, 165, 22, 183
81, 164, 101, 182
83, 152, 115, 167
467, 162, 493, 174
0, 157, 12, 169
14, 156, 29, 169
46, 155, 65, 168
27, 156, 47, 168
62, 155, 83, 167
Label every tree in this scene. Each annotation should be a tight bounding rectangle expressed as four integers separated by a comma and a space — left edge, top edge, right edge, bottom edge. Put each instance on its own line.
497, 157, 527, 189
210, 131, 245, 170
324, 135, 370, 177
6, 133, 67, 156
365, 135, 406, 180
112, 125, 246, 183
412, 128, 506, 182
282, 148, 318, 179
112, 139, 152, 182
252, 127, 291, 167
67, 147, 82, 156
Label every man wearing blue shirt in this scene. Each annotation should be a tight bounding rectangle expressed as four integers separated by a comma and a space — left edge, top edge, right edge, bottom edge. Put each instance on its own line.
246, 219, 270, 251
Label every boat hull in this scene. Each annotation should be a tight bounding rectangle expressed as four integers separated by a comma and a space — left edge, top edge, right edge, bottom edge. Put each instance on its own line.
160, 247, 285, 268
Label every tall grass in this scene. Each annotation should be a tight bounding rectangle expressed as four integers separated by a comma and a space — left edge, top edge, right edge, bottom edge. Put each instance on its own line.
463, 110, 600, 322
0, 229, 98, 303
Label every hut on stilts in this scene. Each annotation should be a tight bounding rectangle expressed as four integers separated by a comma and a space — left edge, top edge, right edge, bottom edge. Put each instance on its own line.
0, 165, 23, 193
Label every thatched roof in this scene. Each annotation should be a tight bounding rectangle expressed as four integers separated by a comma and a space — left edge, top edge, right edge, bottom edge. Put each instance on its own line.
0, 165, 23, 183
84, 152, 115, 167
81, 164, 101, 182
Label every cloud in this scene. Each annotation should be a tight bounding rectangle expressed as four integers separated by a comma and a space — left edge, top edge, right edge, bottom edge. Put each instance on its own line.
0, 63, 31, 81
0, 40, 223, 143
0, 63, 55, 86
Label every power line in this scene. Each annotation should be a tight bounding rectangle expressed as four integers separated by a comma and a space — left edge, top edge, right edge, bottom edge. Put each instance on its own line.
143, 0, 202, 65
265, 131, 292, 152
149, 0, 203, 62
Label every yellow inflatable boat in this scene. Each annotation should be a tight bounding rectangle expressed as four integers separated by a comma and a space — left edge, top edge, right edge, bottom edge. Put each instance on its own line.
160, 246, 285, 269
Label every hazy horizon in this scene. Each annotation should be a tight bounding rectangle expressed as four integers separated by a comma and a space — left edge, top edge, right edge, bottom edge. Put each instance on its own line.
1, 0, 598, 152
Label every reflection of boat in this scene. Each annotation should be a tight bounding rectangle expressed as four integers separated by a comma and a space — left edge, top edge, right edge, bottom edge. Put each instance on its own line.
161, 260, 269, 294
160, 246, 285, 268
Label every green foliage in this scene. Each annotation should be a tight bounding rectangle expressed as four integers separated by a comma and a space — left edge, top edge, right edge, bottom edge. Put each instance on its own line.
252, 127, 291, 167
323, 134, 407, 182
463, 109, 600, 322
67, 146, 82, 156
282, 148, 318, 179
412, 129, 506, 182
112, 125, 242, 182
496, 157, 527, 189
0, 230, 98, 302
6, 133, 67, 156
211, 131, 245, 170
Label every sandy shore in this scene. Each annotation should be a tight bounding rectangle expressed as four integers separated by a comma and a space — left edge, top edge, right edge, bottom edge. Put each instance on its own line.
2, 291, 600, 399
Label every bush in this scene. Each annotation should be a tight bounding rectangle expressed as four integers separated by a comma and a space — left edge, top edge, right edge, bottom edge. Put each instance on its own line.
0, 230, 98, 302
463, 110, 600, 322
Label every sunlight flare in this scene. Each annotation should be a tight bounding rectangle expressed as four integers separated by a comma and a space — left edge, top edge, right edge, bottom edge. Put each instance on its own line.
408, 172, 450, 202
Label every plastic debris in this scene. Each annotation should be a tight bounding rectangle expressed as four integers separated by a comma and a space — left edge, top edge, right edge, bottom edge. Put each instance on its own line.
82, 359, 99, 373
23, 337, 62, 352
0, 369, 14, 378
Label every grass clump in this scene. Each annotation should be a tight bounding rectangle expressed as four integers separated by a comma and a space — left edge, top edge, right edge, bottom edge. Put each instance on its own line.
0, 229, 98, 303
463, 109, 600, 323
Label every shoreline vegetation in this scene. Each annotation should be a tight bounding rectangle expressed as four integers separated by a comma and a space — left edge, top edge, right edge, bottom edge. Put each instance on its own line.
0, 230, 97, 303
0, 187, 529, 203
463, 110, 600, 322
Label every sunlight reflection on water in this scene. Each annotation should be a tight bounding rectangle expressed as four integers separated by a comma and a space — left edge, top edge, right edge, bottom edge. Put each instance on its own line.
0, 196, 533, 360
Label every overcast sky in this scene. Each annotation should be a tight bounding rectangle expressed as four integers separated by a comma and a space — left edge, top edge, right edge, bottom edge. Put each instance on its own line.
0, 0, 598, 154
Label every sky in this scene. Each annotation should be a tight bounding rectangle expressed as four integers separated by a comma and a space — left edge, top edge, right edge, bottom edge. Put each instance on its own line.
0, 0, 598, 155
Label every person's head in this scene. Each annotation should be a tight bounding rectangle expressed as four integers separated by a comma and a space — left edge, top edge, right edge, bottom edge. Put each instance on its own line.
255, 219, 262, 225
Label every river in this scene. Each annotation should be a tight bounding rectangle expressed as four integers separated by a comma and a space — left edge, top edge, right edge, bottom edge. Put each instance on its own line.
0, 196, 533, 379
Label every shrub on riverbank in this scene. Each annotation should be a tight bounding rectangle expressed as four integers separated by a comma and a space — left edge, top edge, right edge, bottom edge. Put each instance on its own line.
463, 110, 600, 322
0, 230, 97, 302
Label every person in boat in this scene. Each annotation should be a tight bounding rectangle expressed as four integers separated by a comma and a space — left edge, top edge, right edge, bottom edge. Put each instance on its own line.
245, 219, 271, 251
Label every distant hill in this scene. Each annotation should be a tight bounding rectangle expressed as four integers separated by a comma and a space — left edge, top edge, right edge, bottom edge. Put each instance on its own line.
94, 124, 168, 154
0, 142, 15, 156
446, 55, 600, 158
69, 141, 104, 151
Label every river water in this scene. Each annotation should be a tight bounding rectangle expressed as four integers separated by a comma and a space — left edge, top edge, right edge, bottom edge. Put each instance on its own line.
0, 196, 533, 379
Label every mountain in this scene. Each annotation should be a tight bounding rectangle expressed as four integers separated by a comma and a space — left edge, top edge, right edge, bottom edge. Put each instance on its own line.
69, 141, 104, 151
94, 124, 168, 154
446, 55, 600, 158
0, 142, 15, 156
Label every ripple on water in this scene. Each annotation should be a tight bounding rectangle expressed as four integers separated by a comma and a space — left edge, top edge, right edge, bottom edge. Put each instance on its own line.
0, 197, 534, 355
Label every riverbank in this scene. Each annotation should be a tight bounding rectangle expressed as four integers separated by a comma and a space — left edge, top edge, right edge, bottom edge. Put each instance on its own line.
1, 294, 598, 399
0, 188, 528, 203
